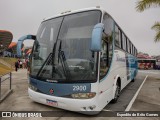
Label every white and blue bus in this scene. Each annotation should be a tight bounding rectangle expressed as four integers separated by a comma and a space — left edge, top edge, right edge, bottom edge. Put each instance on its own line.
17, 7, 138, 114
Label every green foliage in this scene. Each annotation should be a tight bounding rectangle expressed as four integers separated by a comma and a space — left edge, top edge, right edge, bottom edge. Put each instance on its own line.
136, 0, 160, 12
152, 22, 160, 42
136, 0, 160, 42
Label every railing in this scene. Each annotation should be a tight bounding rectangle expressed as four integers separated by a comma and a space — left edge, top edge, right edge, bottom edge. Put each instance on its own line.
0, 72, 12, 103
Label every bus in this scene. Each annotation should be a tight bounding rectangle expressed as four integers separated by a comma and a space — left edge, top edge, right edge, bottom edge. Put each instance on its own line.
156, 60, 160, 70
17, 7, 138, 114
138, 59, 156, 70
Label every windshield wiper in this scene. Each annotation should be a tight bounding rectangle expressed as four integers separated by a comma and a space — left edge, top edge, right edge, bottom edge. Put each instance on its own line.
58, 40, 72, 80
36, 53, 52, 77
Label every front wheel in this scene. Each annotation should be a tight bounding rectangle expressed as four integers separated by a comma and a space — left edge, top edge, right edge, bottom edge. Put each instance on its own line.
111, 82, 121, 103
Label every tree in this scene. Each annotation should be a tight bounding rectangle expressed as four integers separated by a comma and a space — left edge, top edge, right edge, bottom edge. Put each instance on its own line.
136, 0, 160, 42
152, 22, 160, 42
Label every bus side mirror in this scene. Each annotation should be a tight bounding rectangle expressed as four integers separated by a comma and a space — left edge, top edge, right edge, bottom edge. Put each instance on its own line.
17, 35, 36, 57
90, 23, 104, 52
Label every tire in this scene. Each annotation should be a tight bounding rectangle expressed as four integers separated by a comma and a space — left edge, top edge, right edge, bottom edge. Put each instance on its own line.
131, 71, 136, 82
111, 82, 121, 103
131, 78, 135, 82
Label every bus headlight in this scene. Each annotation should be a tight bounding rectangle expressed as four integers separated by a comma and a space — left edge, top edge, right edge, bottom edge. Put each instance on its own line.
71, 92, 96, 99
29, 84, 37, 91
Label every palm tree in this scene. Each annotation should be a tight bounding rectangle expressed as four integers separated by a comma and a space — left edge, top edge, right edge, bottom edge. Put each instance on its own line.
136, 0, 160, 12
152, 22, 160, 42
136, 0, 160, 42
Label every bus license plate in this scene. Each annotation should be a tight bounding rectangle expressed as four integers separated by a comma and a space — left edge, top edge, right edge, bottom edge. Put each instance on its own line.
46, 99, 58, 106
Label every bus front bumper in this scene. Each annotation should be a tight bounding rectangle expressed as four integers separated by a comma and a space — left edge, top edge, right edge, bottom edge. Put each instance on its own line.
28, 88, 101, 114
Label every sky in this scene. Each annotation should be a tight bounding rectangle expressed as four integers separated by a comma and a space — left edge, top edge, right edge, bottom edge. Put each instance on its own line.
0, 0, 160, 56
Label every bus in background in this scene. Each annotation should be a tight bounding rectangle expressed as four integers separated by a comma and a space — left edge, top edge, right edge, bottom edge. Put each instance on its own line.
17, 7, 138, 114
156, 60, 160, 70
138, 59, 156, 70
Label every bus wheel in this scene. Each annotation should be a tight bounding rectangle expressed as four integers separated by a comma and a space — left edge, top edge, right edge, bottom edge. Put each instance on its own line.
131, 71, 136, 82
111, 82, 120, 103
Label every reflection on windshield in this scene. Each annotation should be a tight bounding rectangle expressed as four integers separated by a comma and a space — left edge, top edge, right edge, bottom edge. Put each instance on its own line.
31, 17, 63, 76
31, 11, 101, 82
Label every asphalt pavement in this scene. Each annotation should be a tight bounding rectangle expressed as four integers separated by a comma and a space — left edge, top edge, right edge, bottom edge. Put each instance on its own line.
131, 70, 160, 111
0, 69, 159, 120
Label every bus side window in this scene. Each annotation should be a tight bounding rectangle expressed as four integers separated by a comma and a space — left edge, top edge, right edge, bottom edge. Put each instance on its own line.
127, 39, 130, 53
122, 33, 126, 51
130, 41, 132, 54
100, 13, 114, 79
115, 25, 121, 48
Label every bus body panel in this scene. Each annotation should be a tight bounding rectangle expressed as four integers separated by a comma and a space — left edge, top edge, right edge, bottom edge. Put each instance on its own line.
29, 50, 138, 113
27, 7, 138, 114
28, 88, 101, 112
29, 77, 92, 97
97, 48, 137, 110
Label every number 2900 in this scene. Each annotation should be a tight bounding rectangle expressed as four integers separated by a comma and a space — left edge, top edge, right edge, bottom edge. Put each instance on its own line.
73, 85, 86, 91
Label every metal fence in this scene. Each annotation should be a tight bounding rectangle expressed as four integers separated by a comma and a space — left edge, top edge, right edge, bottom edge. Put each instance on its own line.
0, 72, 12, 103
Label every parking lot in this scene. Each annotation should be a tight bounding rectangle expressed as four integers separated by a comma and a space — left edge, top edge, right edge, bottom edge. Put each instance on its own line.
0, 69, 160, 120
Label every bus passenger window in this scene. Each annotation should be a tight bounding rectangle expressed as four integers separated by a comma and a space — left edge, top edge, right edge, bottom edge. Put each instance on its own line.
122, 33, 126, 51
115, 25, 121, 48
130, 43, 133, 55
100, 38, 109, 78
127, 39, 130, 53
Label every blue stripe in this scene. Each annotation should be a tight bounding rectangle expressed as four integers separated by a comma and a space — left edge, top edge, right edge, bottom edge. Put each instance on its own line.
29, 78, 91, 97
126, 54, 138, 80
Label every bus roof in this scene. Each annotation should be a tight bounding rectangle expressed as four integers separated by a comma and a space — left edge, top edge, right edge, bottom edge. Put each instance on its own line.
43, 7, 105, 22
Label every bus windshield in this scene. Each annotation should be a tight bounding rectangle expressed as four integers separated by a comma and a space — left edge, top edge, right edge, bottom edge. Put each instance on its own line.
30, 10, 101, 82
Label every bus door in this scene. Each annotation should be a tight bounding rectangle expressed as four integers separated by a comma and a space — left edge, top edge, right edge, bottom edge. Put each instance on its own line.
100, 37, 109, 79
